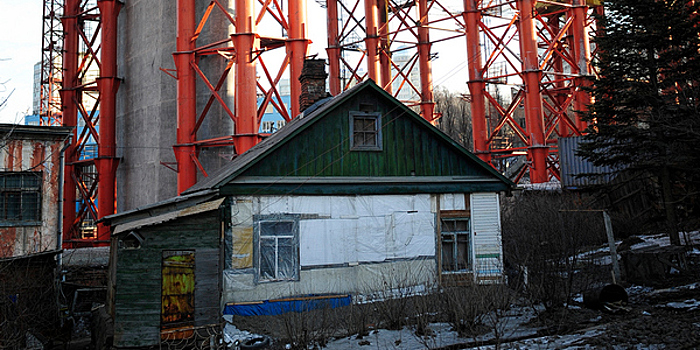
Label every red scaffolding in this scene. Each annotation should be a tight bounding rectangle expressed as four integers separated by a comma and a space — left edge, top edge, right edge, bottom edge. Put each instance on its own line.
59, 0, 119, 248
44, 0, 602, 247
171, 0, 309, 193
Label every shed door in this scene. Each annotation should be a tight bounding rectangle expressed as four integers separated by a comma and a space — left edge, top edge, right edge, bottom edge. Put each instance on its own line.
161, 251, 195, 335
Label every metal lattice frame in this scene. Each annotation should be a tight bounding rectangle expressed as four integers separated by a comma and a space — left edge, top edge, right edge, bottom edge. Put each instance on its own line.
327, 0, 600, 183
465, 0, 601, 183
60, 0, 120, 247
173, 0, 309, 193
39, 0, 64, 125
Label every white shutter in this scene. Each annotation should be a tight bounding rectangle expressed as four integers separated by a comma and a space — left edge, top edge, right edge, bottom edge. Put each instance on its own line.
470, 192, 503, 283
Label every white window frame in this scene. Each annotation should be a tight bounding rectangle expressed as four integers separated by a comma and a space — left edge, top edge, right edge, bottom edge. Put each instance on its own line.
253, 215, 300, 283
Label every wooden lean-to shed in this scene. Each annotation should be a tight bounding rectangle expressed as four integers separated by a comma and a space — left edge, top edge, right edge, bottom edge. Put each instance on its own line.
105, 80, 513, 347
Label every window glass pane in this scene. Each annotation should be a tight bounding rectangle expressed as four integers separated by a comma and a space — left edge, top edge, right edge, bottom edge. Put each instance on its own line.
260, 221, 293, 236
22, 192, 40, 221
353, 132, 364, 146
277, 238, 295, 279
260, 239, 276, 280
456, 241, 470, 271
24, 175, 40, 189
360, 118, 375, 132
441, 219, 469, 232
5, 175, 21, 189
6, 193, 21, 220
442, 241, 455, 271
364, 132, 377, 146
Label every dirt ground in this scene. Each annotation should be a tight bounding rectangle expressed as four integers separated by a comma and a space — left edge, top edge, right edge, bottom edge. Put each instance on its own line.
559, 283, 700, 349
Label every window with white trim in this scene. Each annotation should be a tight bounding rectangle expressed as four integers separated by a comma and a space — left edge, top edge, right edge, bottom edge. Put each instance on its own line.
0, 172, 42, 224
254, 215, 299, 282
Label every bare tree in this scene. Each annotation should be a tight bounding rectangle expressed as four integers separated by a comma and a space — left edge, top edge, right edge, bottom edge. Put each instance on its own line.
433, 87, 473, 151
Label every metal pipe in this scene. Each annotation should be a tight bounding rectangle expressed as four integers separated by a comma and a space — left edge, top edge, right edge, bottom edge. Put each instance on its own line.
287, 0, 309, 116
517, 0, 548, 183
364, 0, 380, 82
571, 0, 592, 131
464, 0, 491, 164
326, 0, 341, 95
61, 0, 80, 247
233, 0, 260, 153
416, 0, 434, 120
175, 0, 198, 194
96, 0, 122, 241
378, 0, 391, 92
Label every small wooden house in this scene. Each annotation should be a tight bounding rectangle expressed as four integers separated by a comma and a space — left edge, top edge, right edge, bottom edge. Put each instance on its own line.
104, 80, 513, 347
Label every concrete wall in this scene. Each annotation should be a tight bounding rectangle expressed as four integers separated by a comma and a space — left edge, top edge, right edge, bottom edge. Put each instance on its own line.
116, 0, 234, 211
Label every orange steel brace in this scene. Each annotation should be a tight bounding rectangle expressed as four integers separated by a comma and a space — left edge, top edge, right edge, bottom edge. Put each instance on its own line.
365, 0, 381, 83
326, 0, 342, 95
548, 14, 570, 137
233, 0, 260, 154
517, 0, 548, 183
61, 0, 80, 246
286, 0, 309, 117
464, 0, 491, 164
416, 0, 435, 121
378, 0, 392, 92
571, 0, 592, 131
175, 0, 198, 194
96, 0, 122, 242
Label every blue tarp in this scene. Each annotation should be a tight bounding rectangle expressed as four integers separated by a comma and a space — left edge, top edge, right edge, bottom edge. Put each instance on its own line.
223, 294, 352, 316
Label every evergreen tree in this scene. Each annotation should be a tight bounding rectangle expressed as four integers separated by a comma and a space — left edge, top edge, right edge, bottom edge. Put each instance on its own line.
580, 0, 700, 244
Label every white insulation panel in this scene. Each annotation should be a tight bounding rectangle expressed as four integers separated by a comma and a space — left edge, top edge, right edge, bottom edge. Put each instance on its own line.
256, 194, 435, 267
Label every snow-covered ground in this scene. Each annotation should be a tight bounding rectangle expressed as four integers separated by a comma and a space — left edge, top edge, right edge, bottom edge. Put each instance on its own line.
222, 232, 700, 349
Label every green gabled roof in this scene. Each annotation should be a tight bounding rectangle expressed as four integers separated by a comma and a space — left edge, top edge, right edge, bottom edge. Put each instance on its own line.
183, 80, 513, 195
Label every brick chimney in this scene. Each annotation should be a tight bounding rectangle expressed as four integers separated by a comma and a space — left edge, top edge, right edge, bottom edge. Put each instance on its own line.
299, 58, 329, 112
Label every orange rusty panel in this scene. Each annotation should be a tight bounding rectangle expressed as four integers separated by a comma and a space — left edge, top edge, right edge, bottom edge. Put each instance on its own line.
30, 142, 46, 170
0, 227, 17, 258
161, 251, 195, 336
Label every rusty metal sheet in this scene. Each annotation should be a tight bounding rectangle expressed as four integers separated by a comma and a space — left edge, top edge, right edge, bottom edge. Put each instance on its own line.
161, 251, 195, 338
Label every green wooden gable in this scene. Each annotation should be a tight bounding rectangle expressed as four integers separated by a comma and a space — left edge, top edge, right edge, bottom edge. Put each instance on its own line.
184, 80, 512, 196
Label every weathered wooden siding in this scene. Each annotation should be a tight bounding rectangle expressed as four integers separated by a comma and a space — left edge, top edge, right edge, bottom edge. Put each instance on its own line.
112, 213, 220, 348
241, 89, 494, 179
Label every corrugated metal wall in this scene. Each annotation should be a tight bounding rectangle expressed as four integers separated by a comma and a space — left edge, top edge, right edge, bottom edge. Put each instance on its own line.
559, 136, 615, 188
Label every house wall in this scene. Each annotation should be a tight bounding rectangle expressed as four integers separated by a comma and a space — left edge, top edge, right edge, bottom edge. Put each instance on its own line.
0, 138, 64, 258
224, 193, 440, 304
111, 212, 220, 348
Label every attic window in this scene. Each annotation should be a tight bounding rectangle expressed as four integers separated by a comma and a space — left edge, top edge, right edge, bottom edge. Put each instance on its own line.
350, 112, 382, 151
120, 231, 144, 250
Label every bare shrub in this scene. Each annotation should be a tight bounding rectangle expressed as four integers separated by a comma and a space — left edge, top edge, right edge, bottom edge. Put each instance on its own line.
439, 285, 487, 337
276, 300, 343, 350
0, 254, 60, 349
501, 191, 610, 310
